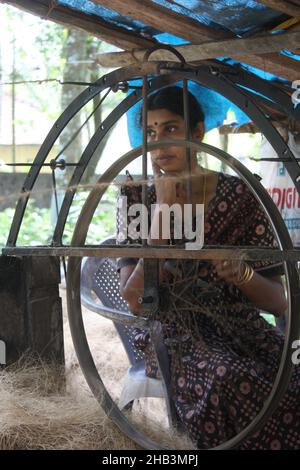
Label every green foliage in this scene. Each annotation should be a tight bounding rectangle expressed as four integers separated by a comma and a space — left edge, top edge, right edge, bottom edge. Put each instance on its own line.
18, 202, 53, 246
62, 185, 118, 244
3, 5, 66, 122
0, 203, 51, 247
0, 207, 17, 247
1, 4, 117, 143
0, 187, 117, 248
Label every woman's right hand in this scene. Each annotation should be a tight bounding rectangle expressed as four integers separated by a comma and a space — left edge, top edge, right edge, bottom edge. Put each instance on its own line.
152, 161, 187, 207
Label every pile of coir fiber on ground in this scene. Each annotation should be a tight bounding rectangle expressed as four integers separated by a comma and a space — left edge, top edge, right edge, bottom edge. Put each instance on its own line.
0, 358, 139, 450
0, 289, 195, 450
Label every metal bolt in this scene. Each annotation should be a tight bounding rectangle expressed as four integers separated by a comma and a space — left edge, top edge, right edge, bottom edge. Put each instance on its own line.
138, 295, 154, 304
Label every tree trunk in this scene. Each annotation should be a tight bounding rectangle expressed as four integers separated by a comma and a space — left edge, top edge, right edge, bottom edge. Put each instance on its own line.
59, 28, 89, 166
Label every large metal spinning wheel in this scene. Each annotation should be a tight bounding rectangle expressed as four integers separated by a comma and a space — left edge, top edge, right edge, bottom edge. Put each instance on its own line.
3, 52, 300, 450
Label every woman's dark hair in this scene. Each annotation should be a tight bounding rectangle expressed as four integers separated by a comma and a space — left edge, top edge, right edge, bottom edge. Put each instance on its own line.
142, 86, 205, 130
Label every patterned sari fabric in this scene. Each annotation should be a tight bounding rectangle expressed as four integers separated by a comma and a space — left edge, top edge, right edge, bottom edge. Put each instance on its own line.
116, 171, 300, 449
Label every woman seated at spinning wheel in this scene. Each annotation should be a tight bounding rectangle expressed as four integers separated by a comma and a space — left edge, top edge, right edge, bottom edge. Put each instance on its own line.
116, 86, 300, 449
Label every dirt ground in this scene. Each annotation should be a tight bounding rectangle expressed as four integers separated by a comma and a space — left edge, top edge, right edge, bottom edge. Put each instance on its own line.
0, 285, 192, 450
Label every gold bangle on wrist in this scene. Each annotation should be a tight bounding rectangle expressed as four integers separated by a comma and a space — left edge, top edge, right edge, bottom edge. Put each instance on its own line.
235, 263, 254, 287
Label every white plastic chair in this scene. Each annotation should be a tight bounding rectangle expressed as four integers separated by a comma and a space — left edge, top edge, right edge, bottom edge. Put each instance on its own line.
80, 237, 178, 426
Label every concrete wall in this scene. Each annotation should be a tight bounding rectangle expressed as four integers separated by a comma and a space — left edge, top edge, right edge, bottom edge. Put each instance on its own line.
0, 172, 53, 210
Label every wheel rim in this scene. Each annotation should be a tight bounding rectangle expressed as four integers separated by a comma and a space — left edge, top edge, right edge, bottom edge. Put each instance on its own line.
67, 140, 300, 450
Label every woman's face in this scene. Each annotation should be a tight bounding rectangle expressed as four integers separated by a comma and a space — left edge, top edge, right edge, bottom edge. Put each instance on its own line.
147, 108, 204, 174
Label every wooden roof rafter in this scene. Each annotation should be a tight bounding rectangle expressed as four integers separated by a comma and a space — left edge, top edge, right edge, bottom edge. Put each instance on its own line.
96, 30, 300, 70
91, 0, 234, 41
2, 0, 157, 50
258, 0, 300, 18
2, 0, 300, 82
91, 0, 300, 81
232, 52, 300, 82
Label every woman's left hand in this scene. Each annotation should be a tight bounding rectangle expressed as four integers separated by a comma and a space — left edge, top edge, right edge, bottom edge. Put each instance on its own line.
211, 259, 245, 285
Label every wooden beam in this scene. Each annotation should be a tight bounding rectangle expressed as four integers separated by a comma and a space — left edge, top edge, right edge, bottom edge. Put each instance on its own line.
233, 52, 300, 81
91, 0, 234, 42
3, 0, 156, 50
258, 0, 300, 17
260, 51, 300, 74
96, 30, 300, 69
4, 0, 299, 82
220, 117, 300, 134
271, 16, 300, 31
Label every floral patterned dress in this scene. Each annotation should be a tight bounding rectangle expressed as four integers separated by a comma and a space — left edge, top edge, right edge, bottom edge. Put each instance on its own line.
116, 171, 300, 449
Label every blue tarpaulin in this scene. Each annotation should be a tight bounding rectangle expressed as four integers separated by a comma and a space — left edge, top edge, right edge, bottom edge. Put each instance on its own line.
57, 1, 300, 80
59, 0, 291, 38
127, 79, 250, 148
57, 0, 300, 140
57, 0, 300, 74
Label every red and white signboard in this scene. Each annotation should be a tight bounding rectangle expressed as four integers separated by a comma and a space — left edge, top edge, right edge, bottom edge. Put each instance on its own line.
259, 132, 300, 248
